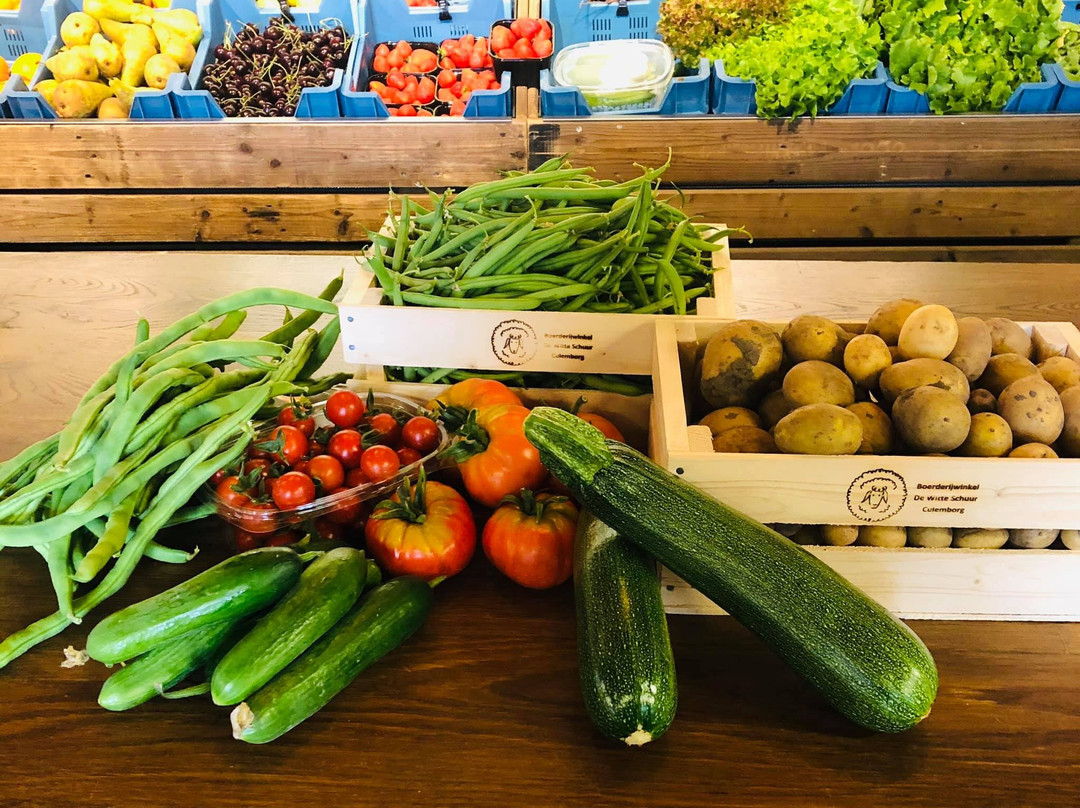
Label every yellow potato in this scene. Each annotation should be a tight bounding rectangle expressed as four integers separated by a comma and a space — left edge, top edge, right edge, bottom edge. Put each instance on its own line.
789, 525, 821, 546
986, 317, 1032, 358
998, 375, 1063, 445
857, 525, 907, 548
773, 404, 863, 455
756, 389, 793, 431
700, 320, 783, 409
698, 407, 761, 437
908, 527, 953, 548
1058, 386, 1080, 456
954, 528, 1008, 549
865, 298, 924, 346
782, 360, 855, 408
976, 353, 1038, 397
712, 426, 776, 454
1008, 529, 1059, 549
846, 402, 893, 454
898, 304, 959, 361
967, 388, 997, 415
878, 358, 970, 405
956, 412, 1012, 457
946, 316, 993, 383
888, 345, 903, 363
1008, 443, 1058, 458
892, 385, 971, 454
821, 525, 859, 546
1038, 355, 1080, 394
781, 315, 849, 365
1062, 530, 1080, 550
843, 334, 892, 389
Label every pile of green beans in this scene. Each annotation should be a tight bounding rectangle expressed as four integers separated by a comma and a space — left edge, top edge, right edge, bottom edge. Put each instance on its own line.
366, 156, 746, 316
0, 278, 348, 669
383, 366, 651, 397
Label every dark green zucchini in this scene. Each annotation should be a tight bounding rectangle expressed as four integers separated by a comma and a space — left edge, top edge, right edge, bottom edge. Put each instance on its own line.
87, 547, 302, 665
575, 511, 677, 745
524, 407, 938, 733
231, 575, 432, 744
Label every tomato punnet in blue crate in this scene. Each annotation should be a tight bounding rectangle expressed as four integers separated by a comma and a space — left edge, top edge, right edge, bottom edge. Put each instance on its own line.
339, 0, 512, 119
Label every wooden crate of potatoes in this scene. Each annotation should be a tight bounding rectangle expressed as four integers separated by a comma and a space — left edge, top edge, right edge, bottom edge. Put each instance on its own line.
650, 276, 1080, 621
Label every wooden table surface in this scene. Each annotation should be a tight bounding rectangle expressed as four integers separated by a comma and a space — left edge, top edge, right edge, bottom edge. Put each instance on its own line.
2, 253, 1080, 808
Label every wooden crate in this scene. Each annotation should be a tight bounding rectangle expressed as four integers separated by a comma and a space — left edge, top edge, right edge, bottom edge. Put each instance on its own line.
339, 228, 732, 376
650, 310, 1080, 621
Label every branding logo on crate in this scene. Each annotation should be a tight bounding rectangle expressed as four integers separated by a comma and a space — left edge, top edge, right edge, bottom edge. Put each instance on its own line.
847, 469, 907, 522
491, 320, 538, 367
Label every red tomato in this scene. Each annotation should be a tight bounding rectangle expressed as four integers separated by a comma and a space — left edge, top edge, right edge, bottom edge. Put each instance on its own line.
328, 429, 364, 469
369, 412, 402, 445
395, 89, 413, 105
439, 55, 455, 70
533, 39, 553, 59
396, 40, 413, 57
460, 34, 475, 50
209, 468, 229, 487
265, 529, 302, 548
417, 108, 434, 117
345, 467, 369, 488
430, 378, 522, 412
402, 415, 441, 454
236, 501, 277, 533
577, 412, 625, 442
437, 68, 456, 88
388, 107, 400, 117
482, 491, 578, 589
271, 471, 316, 510
512, 38, 535, 58
451, 404, 547, 507
375, 43, 390, 57
261, 425, 308, 466
497, 47, 516, 59
308, 454, 345, 491
292, 459, 310, 476
386, 70, 406, 91
397, 446, 423, 467
509, 18, 525, 38
277, 401, 315, 437
516, 18, 542, 39
417, 76, 436, 104
313, 518, 348, 542
232, 526, 262, 552
468, 50, 485, 69
325, 390, 366, 428
243, 458, 273, 480
216, 475, 251, 509
366, 471, 476, 580
408, 49, 438, 72
308, 440, 326, 458
397, 104, 418, 116
372, 54, 389, 73
450, 99, 467, 116
388, 50, 405, 69
537, 21, 552, 40
324, 487, 366, 525
360, 445, 400, 483
369, 79, 387, 94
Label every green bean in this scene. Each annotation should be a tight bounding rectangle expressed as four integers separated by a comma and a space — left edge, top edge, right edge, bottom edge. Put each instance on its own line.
392, 196, 411, 275
287, 372, 352, 397
162, 502, 216, 528
135, 339, 286, 383
165, 386, 263, 442
493, 231, 575, 278
409, 193, 446, 263
0, 457, 93, 523
631, 287, 709, 314
528, 155, 572, 174
55, 388, 113, 469
296, 318, 340, 381
75, 488, 140, 583
657, 259, 687, 315
419, 368, 457, 384
445, 273, 574, 293
581, 375, 650, 396
417, 217, 518, 269
144, 541, 198, 565
451, 167, 589, 207
368, 244, 402, 307
117, 319, 152, 408
460, 209, 537, 279
0, 434, 60, 494
400, 292, 542, 311
208, 310, 248, 341
259, 274, 342, 345
492, 283, 599, 303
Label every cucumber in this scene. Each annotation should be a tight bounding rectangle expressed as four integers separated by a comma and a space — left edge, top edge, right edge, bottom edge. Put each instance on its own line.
524, 408, 938, 733
575, 511, 677, 746
98, 618, 243, 712
231, 575, 433, 744
87, 547, 302, 665
211, 547, 368, 706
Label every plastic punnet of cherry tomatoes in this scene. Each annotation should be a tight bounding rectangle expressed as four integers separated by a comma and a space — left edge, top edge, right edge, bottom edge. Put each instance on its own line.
490, 18, 554, 61
482, 490, 579, 589
440, 34, 493, 69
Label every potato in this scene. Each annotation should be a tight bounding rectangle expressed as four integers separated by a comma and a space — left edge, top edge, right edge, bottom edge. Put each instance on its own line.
879, 358, 970, 405
956, 412, 1012, 457
898, 304, 959, 361
843, 334, 892, 389
700, 320, 784, 408
908, 527, 953, 548
1062, 530, 1080, 550
712, 426, 776, 454
977, 353, 1038, 396
889, 345, 903, 362
1008, 528, 1059, 549
789, 525, 821, 546
967, 388, 997, 415
781, 315, 850, 365
773, 404, 863, 455
865, 298, 923, 346
821, 525, 859, 546
699, 407, 761, 437
1038, 355, 1080, 394
757, 389, 793, 431
998, 375, 1064, 445
846, 402, 893, 454
1008, 442, 1058, 458
954, 528, 1008, 549
892, 385, 972, 454
946, 317, 993, 382
986, 317, 1032, 358
769, 523, 801, 538
1059, 386, 1080, 456
782, 360, 856, 408
857, 525, 907, 548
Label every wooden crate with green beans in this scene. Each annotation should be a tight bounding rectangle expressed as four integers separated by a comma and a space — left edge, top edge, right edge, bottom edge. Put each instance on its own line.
339, 157, 740, 392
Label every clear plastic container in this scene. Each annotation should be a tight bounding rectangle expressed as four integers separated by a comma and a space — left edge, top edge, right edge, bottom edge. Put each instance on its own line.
204, 390, 449, 534
551, 39, 674, 114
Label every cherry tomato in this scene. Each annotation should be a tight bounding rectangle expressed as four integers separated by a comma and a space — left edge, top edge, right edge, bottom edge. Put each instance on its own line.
308, 454, 345, 491
386, 69, 407, 91
308, 440, 326, 458
372, 54, 389, 73
468, 50, 485, 69
345, 467, 369, 488
437, 68, 456, 88
368, 412, 402, 446
482, 491, 578, 589
209, 468, 229, 487
360, 445, 400, 484
397, 446, 423, 467
397, 103, 418, 116
236, 501, 277, 533
328, 429, 364, 469
491, 26, 514, 53
277, 402, 315, 438
396, 40, 413, 57
325, 390, 366, 428
271, 471, 317, 510
387, 50, 405, 69
417, 108, 434, 117
366, 472, 475, 580
243, 458, 273, 481
314, 517, 349, 542
325, 487, 366, 525
402, 415, 441, 454
533, 39, 553, 59
216, 475, 251, 509
450, 99, 467, 116
262, 425, 308, 466
292, 459, 310, 476
512, 38, 535, 58
452, 404, 547, 508
232, 526, 262, 553
417, 76, 436, 104
266, 530, 302, 547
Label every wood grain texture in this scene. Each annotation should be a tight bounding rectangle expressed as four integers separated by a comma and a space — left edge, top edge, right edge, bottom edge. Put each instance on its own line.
528, 114, 1080, 185
2, 254, 1080, 807
3, 185, 1079, 243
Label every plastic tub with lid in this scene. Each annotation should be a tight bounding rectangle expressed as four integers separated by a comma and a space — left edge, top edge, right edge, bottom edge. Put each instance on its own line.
551, 38, 673, 114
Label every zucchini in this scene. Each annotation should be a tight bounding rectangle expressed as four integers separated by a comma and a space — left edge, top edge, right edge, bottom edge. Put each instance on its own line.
231, 575, 433, 744
211, 547, 368, 706
98, 618, 243, 712
575, 511, 677, 746
524, 408, 938, 733
87, 547, 302, 665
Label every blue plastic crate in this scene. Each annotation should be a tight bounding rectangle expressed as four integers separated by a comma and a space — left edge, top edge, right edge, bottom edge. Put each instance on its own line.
538, 0, 710, 117
4, 0, 205, 119
0, 0, 49, 118
1064, 1, 1079, 24
712, 59, 888, 116
171, 0, 355, 119
1052, 63, 1080, 113
884, 63, 1060, 114
339, 0, 512, 119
